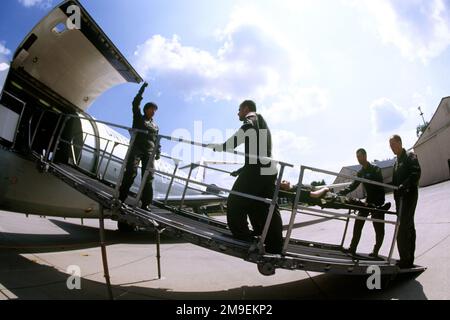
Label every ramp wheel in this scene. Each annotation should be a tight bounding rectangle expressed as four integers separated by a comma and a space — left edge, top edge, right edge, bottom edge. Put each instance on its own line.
258, 262, 275, 276
118, 222, 136, 233
36, 160, 48, 173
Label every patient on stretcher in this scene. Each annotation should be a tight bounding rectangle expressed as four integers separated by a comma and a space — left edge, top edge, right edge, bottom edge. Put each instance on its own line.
279, 181, 391, 212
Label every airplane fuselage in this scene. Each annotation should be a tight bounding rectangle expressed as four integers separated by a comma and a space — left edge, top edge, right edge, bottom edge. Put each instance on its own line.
0, 0, 220, 220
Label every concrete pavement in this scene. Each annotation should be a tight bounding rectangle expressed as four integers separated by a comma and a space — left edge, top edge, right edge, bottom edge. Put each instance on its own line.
1, 181, 449, 300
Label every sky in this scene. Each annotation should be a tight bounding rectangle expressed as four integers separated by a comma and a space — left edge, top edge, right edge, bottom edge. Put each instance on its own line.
1, 0, 450, 185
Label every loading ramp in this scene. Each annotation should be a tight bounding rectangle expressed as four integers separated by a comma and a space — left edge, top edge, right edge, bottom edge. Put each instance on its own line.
32, 156, 428, 278
6, 101, 425, 298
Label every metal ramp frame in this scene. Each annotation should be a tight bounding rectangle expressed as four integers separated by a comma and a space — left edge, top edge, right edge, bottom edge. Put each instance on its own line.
10, 100, 426, 298
33, 156, 427, 278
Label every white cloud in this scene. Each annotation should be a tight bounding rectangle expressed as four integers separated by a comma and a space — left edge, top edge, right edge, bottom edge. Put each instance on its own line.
370, 98, 407, 133
367, 91, 437, 158
134, 29, 293, 101
0, 43, 11, 56
134, 7, 311, 103
0, 42, 11, 91
135, 34, 225, 99
0, 68, 8, 93
269, 130, 315, 183
272, 130, 313, 160
17, 0, 52, 8
412, 86, 435, 118
261, 87, 329, 124
0, 63, 10, 72
133, 4, 330, 131
350, 0, 450, 63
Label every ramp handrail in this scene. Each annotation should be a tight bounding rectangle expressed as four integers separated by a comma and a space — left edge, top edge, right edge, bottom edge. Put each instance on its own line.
29, 108, 291, 179
27, 107, 293, 170
54, 131, 233, 207
135, 135, 291, 254
282, 165, 401, 264
159, 134, 295, 168
30, 108, 402, 260
44, 113, 280, 217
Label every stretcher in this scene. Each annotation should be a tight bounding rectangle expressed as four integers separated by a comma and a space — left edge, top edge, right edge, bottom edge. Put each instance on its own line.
279, 188, 394, 215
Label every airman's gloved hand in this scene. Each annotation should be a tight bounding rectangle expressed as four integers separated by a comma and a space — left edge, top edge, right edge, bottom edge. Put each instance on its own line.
139, 82, 149, 94
206, 143, 223, 152
397, 184, 407, 195
135, 82, 149, 104
230, 170, 240, 177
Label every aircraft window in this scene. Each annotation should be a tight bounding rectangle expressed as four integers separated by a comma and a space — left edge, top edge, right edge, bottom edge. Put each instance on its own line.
52, 22, 67, 35
0, 104, 20, 143
0, 92, 25, 147
0, 64, 8, 92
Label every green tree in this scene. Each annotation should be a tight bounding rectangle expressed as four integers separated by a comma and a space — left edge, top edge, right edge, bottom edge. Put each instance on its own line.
416, 122, 429, 138
311, 179, 326, 187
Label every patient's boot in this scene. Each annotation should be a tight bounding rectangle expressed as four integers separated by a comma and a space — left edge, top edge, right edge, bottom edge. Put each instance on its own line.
343, 246, 357, 256
369, 250, 379, 258
379, 202, 391, 211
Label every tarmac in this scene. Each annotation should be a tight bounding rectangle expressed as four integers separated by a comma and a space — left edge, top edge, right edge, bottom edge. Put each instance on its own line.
1, 181, 449, 300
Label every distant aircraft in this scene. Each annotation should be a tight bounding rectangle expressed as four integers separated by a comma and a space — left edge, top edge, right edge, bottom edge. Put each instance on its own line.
0, 0, 225, 231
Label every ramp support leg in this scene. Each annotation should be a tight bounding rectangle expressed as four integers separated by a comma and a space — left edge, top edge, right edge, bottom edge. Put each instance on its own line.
340, 209, 352, 248
164, 161, 180, 205
155, 228, 164, 279
260, 164, 286, 254
283, 166, 305, 254
388, 198, 403, 265
99, 206, 114, 300
179, 164, 194, 210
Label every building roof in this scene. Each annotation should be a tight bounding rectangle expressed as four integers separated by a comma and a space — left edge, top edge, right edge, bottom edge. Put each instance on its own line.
374, 159, 396, 169
414, 96, 450, 149
342, 159, 395, 173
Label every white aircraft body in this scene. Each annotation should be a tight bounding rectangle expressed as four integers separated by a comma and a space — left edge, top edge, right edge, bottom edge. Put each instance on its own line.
0, 0, 224, 224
